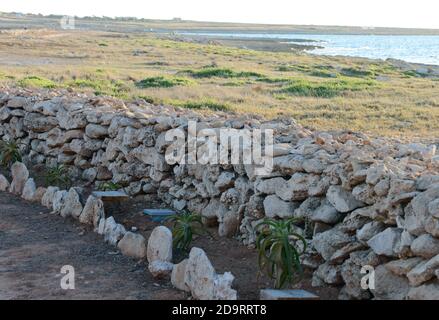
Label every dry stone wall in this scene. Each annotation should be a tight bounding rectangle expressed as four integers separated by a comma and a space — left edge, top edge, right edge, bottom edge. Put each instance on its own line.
1, 88, 439, 299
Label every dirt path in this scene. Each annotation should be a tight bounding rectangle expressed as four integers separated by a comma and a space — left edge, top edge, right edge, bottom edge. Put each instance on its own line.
0, 192, 184, 300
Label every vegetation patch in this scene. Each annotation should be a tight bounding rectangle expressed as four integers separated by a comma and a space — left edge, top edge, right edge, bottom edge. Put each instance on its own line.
340, 67, 375, 78
67, 78, 129, 98
185, 67, 263, 79
171, 98, 231, 111
136, 76, 194, 88
281, 78, 379, 98
18, 76, 57, 89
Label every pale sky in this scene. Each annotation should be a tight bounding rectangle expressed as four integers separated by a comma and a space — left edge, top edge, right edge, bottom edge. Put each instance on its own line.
2, 0, 439, 29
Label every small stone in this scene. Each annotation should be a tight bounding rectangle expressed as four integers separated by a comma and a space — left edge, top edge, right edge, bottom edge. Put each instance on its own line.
41, 186, 59, 209
367, 228, 402, 257
263, 195, 297, 219
79, 195, 105, 227
326, 185, 365, 213
407, 254, 439, 286
410, 234, 439, 259
21, 178, 36, 201
60, 188, 83, 218
171, 259, 190, 292
9, 162, 29, 195
147, 226, 173, 263
385, 257, 424, 276
0, 174, 10, 192
371, 265, 410, 300
407, 283, 439, 300
117, 232, 147, 259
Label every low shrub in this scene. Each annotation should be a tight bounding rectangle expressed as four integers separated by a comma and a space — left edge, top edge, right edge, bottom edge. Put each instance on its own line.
18, 76, 56, 89
136, 76, 194, 88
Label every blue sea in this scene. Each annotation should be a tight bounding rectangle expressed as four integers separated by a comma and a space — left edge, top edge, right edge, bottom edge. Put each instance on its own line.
178, 32, 439, 65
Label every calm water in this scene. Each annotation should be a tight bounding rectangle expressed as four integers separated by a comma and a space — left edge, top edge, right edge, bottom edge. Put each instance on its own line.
178, 32, 439, 65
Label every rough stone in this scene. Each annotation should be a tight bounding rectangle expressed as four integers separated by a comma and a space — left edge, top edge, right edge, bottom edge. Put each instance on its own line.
410, 234, 439, 259
326, 185, 365, 213
79, 195, 105, 227
263, 195, 297, 218
9, 162, 29, 195
21, 178, 36, 201
147, 226, 173, 263
171, 259, 190, 292
117, 232, 147, 259
60, 188, 83, 218
0, 174, 10, 192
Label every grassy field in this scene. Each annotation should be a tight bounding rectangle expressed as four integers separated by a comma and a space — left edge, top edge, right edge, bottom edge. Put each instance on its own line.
1, 28, 439, 138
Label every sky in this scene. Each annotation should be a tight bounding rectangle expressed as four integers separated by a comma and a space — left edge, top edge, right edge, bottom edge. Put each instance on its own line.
1, 0, 439, 29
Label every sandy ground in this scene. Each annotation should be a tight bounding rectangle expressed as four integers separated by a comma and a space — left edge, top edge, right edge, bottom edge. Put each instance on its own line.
0, 191, 184, 300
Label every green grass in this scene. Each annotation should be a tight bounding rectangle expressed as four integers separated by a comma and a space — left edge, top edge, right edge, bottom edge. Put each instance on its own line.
67, 78, 129, 97
340, 67, 375, 78
282, 78, 379, 98
184, 67, 263, 79
136, 76, 194, 88
170, 98, 231, 111
18, 76, 57, 89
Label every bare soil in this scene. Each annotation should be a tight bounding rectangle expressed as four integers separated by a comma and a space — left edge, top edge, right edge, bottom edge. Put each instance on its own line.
0, 162, 339, 300
0, 192, 184, 300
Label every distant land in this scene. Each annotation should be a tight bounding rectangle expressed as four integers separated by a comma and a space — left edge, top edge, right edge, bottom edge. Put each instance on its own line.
1, 11, 439, 35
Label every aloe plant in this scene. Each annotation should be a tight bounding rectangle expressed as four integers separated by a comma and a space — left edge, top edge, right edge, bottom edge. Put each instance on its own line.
44, 165, 71, 189
0, 141, 22, 168
256, 218, 307, 289
166, 212, 208, 252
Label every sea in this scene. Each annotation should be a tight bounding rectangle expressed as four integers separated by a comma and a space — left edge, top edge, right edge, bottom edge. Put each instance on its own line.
178, 32, 439, 66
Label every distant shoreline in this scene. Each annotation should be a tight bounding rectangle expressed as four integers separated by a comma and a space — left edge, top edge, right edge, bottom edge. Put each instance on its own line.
2, 11, 439, 36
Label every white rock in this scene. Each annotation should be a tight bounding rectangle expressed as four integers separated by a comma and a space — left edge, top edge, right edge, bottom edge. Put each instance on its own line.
60, 188, 83, 218
41, 186, 59, 209
410, 234, 439, 259
52, 190, 68, 213
21, 178, 36, 201
385, 257, 424, 276
213, 272, 237, 300
79, 195, 105, 227
148, 260, 174, 278
9, 162, 29, 195
312, 228, 354, 261
117, 232, 147, 259
326, 185, 365, 213
263, 195, 297, 218
371, 265, 410, 300
356, 221, 386, 243
367, 228, 402, 257
103, 217, 126, 245
147, 226, 173, 263
407, 254, 439, 286
275, 173, 318, 201
407, 283, 439, 300
427, 199, 439, 218
171, 259, 190, 292
310, 201, 341, 224
85, 123, 108, 139
184, 247, 236, 300
0, 174, 10, 191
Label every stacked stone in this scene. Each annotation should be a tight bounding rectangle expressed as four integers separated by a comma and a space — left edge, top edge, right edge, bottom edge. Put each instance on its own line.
1, 88, 439, 299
